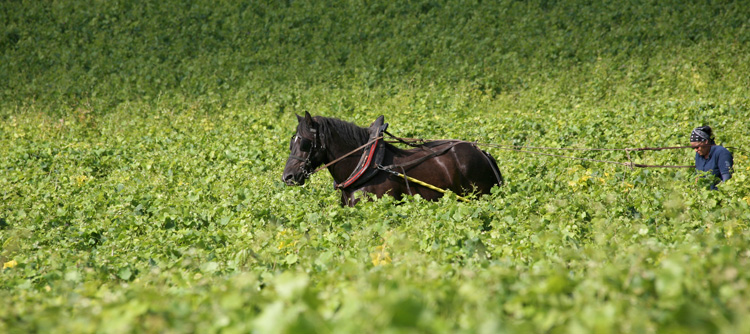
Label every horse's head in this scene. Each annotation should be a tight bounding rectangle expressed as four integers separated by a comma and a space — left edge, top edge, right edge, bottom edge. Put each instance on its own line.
282, 111, 327, 186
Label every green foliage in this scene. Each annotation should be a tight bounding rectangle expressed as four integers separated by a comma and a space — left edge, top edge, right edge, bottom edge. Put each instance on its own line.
2, 0, 750, 333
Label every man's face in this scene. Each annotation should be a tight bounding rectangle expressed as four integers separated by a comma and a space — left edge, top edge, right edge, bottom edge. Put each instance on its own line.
691, 141, 711, 157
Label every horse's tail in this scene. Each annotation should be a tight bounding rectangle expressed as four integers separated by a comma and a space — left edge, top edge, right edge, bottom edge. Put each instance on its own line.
480, 149, 504, 186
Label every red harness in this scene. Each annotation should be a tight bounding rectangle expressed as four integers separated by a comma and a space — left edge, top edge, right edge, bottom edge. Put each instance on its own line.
335, 137, 381, 189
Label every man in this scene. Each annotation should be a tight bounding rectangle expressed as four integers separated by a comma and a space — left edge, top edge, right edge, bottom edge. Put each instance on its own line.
690, 126, 733, 189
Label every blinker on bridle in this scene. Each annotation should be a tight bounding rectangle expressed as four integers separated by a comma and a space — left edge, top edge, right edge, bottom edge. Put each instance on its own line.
291, 134, 313, 152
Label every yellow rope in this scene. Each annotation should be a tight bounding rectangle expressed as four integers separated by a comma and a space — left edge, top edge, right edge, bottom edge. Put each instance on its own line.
390, 170, 471, 203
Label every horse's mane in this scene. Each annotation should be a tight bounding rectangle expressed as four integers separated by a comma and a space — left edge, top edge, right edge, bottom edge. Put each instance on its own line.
314, 116, 371, 147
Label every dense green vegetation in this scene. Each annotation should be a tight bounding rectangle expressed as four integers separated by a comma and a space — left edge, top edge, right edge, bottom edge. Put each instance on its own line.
2, 0, 749, 332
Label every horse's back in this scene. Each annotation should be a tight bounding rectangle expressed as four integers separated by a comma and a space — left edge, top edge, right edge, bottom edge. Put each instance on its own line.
390, 140, 502, 197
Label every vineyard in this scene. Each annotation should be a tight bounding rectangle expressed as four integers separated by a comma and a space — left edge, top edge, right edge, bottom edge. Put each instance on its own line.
2, 0, 750, 333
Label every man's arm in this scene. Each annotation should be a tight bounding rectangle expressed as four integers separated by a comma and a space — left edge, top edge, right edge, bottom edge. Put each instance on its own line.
718, 150, 733, 181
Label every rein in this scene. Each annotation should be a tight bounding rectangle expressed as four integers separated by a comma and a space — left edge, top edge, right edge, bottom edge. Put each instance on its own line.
307, 136, 384, 176
305, 133, 470, 200
297, 129, 482, 202
378, 140, 460, 171
306, 135, 459, 177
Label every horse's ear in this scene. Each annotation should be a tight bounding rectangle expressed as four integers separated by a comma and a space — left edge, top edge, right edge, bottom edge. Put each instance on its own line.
304, 111, 314, 127
296, 114, 303, 123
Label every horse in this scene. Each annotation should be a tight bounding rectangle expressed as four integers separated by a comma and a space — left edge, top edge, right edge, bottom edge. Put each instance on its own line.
282, 112, 503, 206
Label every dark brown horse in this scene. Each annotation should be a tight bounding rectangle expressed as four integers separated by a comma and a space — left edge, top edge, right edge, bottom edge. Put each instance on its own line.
282, 112, 503, 206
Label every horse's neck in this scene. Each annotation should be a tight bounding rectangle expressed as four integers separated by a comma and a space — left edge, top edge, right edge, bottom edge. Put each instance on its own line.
323, 135, 368, 184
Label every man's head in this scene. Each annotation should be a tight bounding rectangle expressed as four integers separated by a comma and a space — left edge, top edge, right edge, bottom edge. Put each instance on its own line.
690, 125, 714, 157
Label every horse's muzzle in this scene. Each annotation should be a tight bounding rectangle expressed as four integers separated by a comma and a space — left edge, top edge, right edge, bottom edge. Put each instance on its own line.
282, 172, 306, 186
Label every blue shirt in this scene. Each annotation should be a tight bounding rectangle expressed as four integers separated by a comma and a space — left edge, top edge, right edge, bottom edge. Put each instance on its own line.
695, 145, 733, 189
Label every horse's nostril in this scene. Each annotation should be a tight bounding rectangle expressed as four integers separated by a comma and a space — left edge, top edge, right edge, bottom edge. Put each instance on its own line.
283, 173, 299, 185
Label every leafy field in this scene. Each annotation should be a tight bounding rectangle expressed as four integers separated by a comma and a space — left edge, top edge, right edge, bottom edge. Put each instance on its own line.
2, 0, 750, 333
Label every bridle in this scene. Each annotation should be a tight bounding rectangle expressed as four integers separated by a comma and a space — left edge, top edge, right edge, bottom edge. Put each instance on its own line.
288, 127, 324, 178
287, 126, 386, 180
